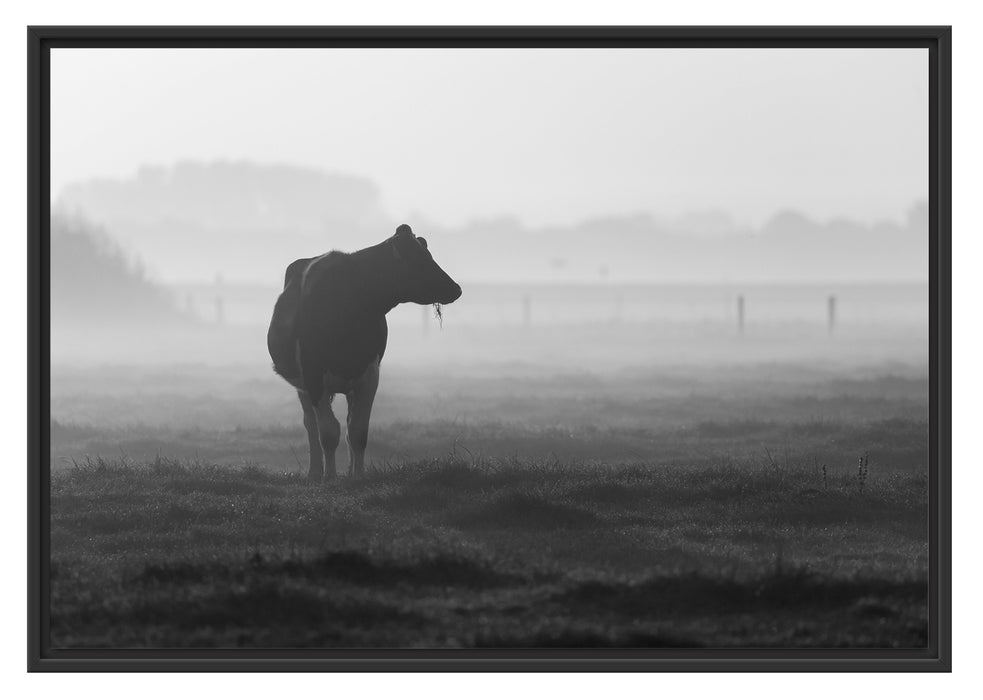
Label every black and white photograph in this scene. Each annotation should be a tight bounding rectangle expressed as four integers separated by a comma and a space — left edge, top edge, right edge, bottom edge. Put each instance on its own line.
29, 26, 950, 669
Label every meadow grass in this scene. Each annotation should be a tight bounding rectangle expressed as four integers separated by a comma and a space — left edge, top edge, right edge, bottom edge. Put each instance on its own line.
49, 363, 929, 648
50, 453, 927, 648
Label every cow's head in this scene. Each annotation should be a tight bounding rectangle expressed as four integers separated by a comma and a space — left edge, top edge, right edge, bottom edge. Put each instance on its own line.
389, 224, 462, 306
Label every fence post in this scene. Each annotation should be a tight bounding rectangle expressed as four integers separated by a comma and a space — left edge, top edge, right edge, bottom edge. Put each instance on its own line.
827, 294, 837, 335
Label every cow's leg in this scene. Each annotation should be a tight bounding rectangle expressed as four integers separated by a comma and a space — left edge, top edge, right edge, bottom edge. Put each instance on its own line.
314, 393, 341, 481
345, 360, 380, 477
298, 391, 323, 481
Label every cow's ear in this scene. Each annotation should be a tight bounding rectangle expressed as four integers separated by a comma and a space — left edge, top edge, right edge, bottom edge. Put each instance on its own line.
417, 237, 428, 250
393, 226, 420, 259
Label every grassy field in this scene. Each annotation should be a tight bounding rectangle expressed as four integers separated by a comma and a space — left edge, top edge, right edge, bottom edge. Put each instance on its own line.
49, 361, 929, 648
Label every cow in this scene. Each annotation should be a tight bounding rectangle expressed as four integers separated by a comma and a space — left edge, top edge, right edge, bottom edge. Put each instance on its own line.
267, 224, 462, 481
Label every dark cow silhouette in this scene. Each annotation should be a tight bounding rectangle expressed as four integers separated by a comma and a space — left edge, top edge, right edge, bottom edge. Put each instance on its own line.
268, 224, 462, 481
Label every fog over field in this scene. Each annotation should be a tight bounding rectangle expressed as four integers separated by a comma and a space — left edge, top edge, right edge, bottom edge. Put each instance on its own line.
47, 47, 929, 648
51, 47, 928, 372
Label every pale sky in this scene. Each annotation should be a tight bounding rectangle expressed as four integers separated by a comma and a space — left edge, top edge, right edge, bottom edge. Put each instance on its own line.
51, 47, 927, 229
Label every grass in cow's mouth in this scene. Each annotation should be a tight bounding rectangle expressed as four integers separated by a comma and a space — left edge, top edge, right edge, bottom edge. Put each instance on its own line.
433, 303, 443, 327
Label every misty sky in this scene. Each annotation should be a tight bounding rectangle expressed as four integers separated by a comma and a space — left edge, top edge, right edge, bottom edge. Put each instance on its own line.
51, 47, 927, 229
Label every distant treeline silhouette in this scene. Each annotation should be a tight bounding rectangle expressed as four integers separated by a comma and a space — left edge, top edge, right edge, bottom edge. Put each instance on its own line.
59, 160, 385, 233
51, 213, 190, 328
56, 160, 929, 284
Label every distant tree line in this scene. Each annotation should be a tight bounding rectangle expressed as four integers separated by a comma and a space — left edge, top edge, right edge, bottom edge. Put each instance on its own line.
50, 213, 191, 328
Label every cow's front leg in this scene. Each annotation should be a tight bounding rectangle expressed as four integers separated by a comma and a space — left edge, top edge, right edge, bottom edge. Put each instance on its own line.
298, 391, 323, 481
314, 393, 341, 481
346, 359, 380, 477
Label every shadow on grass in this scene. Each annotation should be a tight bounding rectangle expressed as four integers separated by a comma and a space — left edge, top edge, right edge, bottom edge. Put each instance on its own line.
133, 549, 525, 589
475, 625, 705, 648
450, 492, 598, 530
554, 568, 927, 618
130, 581, 423, 632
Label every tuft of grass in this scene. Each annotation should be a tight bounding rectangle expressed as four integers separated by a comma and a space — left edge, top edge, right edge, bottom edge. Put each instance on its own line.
858, 452, 870, 493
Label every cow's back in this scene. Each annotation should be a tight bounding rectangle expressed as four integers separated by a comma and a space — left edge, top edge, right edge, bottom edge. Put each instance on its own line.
269, 250, 392, 402
267, 257, 312, 387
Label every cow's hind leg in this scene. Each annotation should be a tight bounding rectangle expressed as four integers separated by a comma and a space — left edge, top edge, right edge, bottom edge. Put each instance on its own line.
345, 359, 380, 477
314, 393, 341, 481
298, 391, 326, 482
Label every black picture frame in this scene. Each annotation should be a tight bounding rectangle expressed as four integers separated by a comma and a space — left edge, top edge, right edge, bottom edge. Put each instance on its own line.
27, 25, 952, 672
